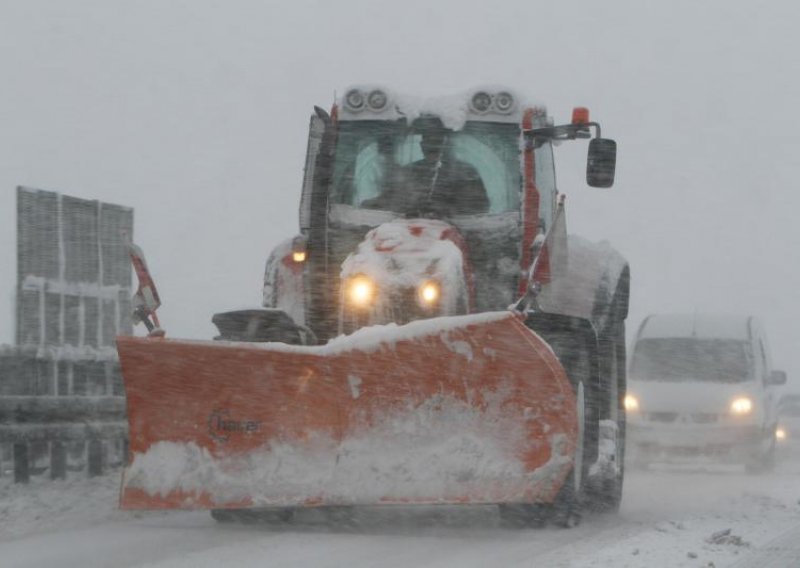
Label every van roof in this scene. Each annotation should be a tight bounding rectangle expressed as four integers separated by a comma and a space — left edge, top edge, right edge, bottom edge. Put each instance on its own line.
637, 314, 754, 341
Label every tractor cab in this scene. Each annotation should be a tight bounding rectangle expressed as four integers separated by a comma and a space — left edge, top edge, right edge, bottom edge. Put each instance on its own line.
265, 87, 614, 341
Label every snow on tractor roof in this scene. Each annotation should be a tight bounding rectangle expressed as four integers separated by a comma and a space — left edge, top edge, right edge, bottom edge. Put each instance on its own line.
337, 85, 541, 129
638, 313, 755, 341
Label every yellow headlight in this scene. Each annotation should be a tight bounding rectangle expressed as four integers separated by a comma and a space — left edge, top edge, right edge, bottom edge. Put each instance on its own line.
346, 275, 376, 308
624, 394, 639, 412
292, 251, 307, 263
418, 281, 440, 306
730, 397, 753, 415
776, 426, 787, 441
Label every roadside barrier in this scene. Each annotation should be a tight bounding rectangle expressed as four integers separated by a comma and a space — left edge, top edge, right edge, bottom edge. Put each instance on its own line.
0, 396, 127, 483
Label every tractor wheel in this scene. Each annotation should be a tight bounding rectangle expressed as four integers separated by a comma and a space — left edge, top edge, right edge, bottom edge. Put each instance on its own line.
587, 315, 626, 514
551, 377, 596, 528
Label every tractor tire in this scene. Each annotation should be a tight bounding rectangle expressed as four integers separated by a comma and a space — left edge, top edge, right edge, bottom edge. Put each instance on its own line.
587, 287, 628, 513
551, 377, 596, 528
587, 315, 626, 514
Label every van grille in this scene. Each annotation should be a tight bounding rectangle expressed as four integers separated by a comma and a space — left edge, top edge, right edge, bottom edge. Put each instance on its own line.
691, 413, 718, 424
647, 412, 678, 423
645, 412, 719, 424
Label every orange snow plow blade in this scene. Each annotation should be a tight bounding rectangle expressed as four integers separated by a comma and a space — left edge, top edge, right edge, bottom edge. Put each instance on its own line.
117, 312, 577, 510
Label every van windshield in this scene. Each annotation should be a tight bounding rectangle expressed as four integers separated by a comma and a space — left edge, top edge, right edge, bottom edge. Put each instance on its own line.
631, 338, 752, 383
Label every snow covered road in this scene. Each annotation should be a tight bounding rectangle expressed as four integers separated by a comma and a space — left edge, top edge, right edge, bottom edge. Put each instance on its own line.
2, 454, 799, 568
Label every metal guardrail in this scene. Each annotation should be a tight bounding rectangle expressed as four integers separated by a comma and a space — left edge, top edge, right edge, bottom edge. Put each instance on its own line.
0, 396, 127, 483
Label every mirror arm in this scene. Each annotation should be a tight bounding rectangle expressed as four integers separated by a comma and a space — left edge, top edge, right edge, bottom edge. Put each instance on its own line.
525, 122, 602, 147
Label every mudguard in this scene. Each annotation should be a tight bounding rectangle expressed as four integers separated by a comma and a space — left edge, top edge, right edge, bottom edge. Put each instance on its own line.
118, 311, 577, 510
537, 234, 629, 332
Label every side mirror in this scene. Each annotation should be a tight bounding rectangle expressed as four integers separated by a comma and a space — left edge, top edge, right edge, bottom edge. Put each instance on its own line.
587, 138, 617, 188
767, 370, 787, 386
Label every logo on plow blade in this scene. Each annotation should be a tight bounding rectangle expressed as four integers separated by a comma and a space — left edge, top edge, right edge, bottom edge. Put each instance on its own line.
208, 409, 262, 443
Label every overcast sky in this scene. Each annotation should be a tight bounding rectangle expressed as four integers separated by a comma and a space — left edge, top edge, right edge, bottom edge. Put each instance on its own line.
1, 0, 799, 385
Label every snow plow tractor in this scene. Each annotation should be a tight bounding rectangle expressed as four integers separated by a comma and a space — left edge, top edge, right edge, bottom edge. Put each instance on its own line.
116, 87, 630, 528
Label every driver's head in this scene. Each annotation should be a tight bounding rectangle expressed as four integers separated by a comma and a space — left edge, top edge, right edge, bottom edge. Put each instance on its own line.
419, 128, 448, 161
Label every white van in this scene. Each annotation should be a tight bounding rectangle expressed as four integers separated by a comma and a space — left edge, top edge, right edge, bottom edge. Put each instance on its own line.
626, 314, 786, 471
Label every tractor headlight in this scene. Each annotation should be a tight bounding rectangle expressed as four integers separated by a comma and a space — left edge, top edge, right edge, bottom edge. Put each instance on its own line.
624, 394, 639, 412
417, 280, 440, 307
367, 89, 388, 110
495, 91, 515, 112
345, 89, 365, 111
471, 91, 492, 113
730, 397, 753, 415
346, 275, 376, 308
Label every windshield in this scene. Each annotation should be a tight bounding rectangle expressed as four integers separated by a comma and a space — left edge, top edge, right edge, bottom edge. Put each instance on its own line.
331, 119, 521, 216
631, 338, 753, 383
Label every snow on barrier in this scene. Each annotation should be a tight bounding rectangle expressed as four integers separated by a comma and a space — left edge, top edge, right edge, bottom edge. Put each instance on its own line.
0, 396, 127, 483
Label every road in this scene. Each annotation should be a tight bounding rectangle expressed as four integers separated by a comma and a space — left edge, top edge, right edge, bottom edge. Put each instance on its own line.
1, 454, 799, 567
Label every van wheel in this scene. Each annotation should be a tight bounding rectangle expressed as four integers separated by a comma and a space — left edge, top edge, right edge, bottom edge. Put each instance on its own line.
745, 436, 776, 474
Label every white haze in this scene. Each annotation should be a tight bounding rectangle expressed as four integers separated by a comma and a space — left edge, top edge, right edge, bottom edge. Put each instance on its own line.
0, 0, 798, 388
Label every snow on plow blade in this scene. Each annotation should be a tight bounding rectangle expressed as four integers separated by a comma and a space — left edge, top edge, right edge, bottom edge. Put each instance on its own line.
118, 312, 577, 510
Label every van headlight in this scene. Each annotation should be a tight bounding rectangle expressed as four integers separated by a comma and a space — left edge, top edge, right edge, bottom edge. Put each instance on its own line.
730, 397, 753, 415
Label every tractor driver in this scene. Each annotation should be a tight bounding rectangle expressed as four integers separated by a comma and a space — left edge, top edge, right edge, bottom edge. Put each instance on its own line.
363, 127, 490, 217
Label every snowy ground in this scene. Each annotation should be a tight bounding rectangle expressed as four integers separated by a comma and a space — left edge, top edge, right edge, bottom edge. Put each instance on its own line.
1, 450, 799, 567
